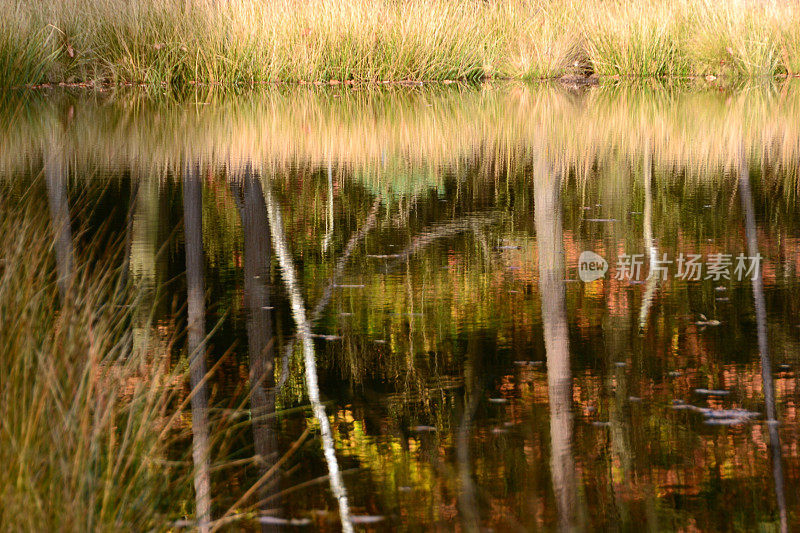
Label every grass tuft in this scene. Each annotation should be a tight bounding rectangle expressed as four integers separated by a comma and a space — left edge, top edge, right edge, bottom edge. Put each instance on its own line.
0, 180, 191, 530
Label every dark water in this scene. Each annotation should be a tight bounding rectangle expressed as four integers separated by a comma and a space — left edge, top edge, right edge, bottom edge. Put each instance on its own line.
3, 83, 800, 531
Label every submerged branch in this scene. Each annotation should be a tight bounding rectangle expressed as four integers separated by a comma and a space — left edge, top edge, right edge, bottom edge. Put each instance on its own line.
384, 212, 498, 269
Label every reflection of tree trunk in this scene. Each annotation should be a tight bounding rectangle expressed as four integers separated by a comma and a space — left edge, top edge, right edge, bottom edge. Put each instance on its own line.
230, 166, 280, 531
605, 154, 654, 528
278, 196, 381, 390
262, 176, 354, 533
456, 333, 481, 533
738, 150, 788, 533
183, 161, 212, 532
533, 157, 580, 532
638, 147, 658, 333
322, 160, 334, 253
44, 147, 73, 299
607, 322, 632, 528
130, 171, 160, 358
632, 150, 658, 531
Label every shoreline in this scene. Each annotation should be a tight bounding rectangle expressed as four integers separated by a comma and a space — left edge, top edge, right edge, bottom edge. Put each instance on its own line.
14, 72, 800, 92
14, 74, 800, 93
12, 71, 800, 91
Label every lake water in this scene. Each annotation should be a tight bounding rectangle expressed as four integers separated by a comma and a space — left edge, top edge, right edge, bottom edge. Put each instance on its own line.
2, 82, 799, 531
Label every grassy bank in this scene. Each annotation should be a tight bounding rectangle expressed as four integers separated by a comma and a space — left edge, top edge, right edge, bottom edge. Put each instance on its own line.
0, 0, 798, 86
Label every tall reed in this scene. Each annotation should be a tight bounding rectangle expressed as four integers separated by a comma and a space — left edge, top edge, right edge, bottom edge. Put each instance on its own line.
0, 180, 191, 530
0, 0, 799, 85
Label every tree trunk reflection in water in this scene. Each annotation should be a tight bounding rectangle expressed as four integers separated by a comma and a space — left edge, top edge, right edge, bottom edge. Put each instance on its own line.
638, 146, 658, 333
277, 196, 381, 390
631, 150, 660, 531
183, 161, 212, 532
44, 144, 73, 299
533, 157, 582, 532
737, 149, 788, 533
230, 166, 281, 530
456, 333, 482, 533
261, 175, 354, 533
130, 171, 160, 359
322, 160, 334, 253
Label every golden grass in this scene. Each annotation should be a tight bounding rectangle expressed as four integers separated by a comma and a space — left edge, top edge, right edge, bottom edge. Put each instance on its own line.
0, 0, 799, 85
0, 180, 198, 530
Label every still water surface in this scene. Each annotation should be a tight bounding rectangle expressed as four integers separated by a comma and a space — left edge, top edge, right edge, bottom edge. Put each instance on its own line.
3, 83, 800, 531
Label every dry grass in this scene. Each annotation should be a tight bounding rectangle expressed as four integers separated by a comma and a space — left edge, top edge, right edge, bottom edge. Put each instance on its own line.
0, 181, 193, 530
0, 0, 798, 85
